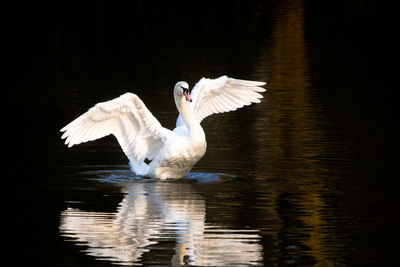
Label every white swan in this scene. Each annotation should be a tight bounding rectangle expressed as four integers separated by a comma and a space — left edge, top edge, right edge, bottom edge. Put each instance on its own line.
60, 75, 266, 179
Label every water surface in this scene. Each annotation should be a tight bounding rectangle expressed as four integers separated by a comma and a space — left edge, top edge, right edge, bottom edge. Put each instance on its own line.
60, 172, 262, 266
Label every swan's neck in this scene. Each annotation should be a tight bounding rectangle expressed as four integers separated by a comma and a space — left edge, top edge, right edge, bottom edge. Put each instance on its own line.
175, 95, 206, 146
175, 95, 198, 130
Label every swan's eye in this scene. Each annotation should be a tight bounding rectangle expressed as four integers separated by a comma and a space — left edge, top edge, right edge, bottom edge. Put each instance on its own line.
180, 86, 189, 93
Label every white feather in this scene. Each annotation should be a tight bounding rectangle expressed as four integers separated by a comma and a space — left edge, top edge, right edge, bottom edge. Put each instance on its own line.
61, 93, 172, 163
176, 75, 266, 127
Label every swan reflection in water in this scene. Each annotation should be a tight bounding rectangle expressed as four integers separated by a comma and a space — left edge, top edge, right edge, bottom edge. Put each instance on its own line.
60, 174, 263, 266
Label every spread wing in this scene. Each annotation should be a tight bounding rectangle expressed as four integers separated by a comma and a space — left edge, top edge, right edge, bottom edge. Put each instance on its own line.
176, 76, 266, 127
61, 93, 173, 163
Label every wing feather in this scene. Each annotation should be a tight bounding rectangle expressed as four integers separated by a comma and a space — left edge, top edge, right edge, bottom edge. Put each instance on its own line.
61, 93, 172, 163
176, 76, 266, 126
176, 76, 265, 127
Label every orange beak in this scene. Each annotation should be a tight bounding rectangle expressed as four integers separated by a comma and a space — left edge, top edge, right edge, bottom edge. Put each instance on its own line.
184, 90, 192, 102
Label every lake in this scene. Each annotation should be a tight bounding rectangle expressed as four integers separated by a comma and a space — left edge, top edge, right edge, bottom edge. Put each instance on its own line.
9, 0, 396, 266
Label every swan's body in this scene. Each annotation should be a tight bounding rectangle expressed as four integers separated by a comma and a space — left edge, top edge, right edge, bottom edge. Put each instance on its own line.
61, 75, 265, 179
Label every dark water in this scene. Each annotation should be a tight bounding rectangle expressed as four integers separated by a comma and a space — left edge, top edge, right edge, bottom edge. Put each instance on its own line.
9, 0, 396, 266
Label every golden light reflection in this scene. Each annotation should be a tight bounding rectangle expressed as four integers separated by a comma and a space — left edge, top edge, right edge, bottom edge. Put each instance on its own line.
253, 0, 335, 265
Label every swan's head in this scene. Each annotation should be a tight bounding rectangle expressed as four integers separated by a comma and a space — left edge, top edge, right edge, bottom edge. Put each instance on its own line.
174, 81, 192, 102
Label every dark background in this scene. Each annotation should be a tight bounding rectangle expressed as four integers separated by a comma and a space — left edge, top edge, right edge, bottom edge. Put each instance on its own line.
8, 0, 397, 266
